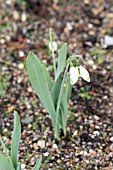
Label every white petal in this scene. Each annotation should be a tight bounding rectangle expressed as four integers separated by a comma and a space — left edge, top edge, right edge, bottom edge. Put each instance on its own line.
80, 66, 90, 82
70, 66, 79, 85
48, 41, 57, 51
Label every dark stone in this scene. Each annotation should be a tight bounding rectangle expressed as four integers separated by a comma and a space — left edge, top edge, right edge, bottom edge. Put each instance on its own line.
80, 132, 89, 142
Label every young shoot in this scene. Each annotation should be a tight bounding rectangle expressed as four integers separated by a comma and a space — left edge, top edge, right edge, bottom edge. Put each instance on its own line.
0, 111, 42, 170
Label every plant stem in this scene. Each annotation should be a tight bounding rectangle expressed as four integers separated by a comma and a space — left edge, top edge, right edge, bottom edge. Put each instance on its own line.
55, 63, 69, 139
55, 63, 69, 140
49, 28, 56, 77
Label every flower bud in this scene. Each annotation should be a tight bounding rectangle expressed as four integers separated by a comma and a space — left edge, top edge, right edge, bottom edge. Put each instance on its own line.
49, 41, 57, 51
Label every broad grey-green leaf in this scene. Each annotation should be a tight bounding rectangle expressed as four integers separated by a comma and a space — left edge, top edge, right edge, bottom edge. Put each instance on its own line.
0, 136, 14, 169
11, 111, 21, 170
17, 164, 21, 170
42, 64, 53, 90
33, 155, 42, 170
51, 76, 61, 109
27, 52, 56, 128
0, 151, 13, 170
66, 75, 72, 102
55, 43, 67, 80
60, 87, 68, 136
58, 108, 62, 129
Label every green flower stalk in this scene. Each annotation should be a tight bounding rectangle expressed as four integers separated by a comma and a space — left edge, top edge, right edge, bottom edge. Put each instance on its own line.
49, 28, 57, 76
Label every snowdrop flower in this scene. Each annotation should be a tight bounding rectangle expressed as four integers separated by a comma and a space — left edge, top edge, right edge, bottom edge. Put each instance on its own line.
49, 41, 57, 51
70, 66, 90, 85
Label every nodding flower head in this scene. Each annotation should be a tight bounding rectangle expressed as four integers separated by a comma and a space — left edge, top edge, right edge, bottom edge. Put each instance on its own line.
48, 41, 57, 51
70, 65, 90, 85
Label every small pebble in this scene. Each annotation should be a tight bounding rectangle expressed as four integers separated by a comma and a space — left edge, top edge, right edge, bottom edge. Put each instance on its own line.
87, 59, 94, 66
19, 51, 25, 57
93, 65, 97, 69
13, 10, 19, 21
89, 149, 96, 157
33, 143, 38, 150
21, 164, 26, 170
94, 115, 100, 121
21, 12, 27, 22
3, 128, 8, 133
93, 131, 100, 135
27, 87, 32, 92
17, 77, 23, 83
18, 63, 24, 69
73, 130, 78, 137
57, 159, 62, 163
52, 143, 58, 149
7, 106, 14, 113
38, 140, 45, 149
87, 142, 92, 145
43, 152, 49, 157
0, 39, 5, 44
110, 136, 113, 142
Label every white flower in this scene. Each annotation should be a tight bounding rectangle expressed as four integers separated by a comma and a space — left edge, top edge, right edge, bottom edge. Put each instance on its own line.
79, 66, 90, 82
70, 66, 90, 85
70, 66, 79, 85
48, 41, 57, 51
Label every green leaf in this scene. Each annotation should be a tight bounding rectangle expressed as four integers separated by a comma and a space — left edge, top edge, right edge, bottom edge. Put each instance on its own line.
42, 64, 53, 90
0, 151, 13, 170
17, 164, 21, 170
51, 76, 61, 109
60, 87, 68, 136
0, 81, 5, 98
11, 111, 21, 170
27, 52, 58, 137
33, 155, 42, 170
0, 136, 14, 170
55, 43, 67, 80
55, 63, 69, 139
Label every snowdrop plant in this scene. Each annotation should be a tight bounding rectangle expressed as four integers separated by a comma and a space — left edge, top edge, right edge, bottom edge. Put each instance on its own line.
27, 28, 90, 140
0, 111, 42, 170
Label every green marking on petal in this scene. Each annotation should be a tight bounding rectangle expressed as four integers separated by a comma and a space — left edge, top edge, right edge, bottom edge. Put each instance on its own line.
87, 77, 90, 82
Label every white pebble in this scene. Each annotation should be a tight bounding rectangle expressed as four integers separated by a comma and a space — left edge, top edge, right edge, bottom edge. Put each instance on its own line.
66, 22, 73, 30
87, 59, 94, 65
17, 77, 23, 83
0, 39, 5, 44
52, 143, 58, 149
94, 115, 100, 121
43, 152, 49, 157
93, 131, 100, 136
110, 136, 113, 142
19, 51, 24, 57
21, 12, 27, 22
18, 63, 24, 69
84, 151, 88, 156
73, 130, 78, 137
38, 140, 45, 149
93, 65, 97, 69
6, 0, 11, 4
21, 164, 26, 169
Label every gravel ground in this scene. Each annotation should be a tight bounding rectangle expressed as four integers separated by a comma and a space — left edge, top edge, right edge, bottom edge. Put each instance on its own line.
0, 0, 113, 169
